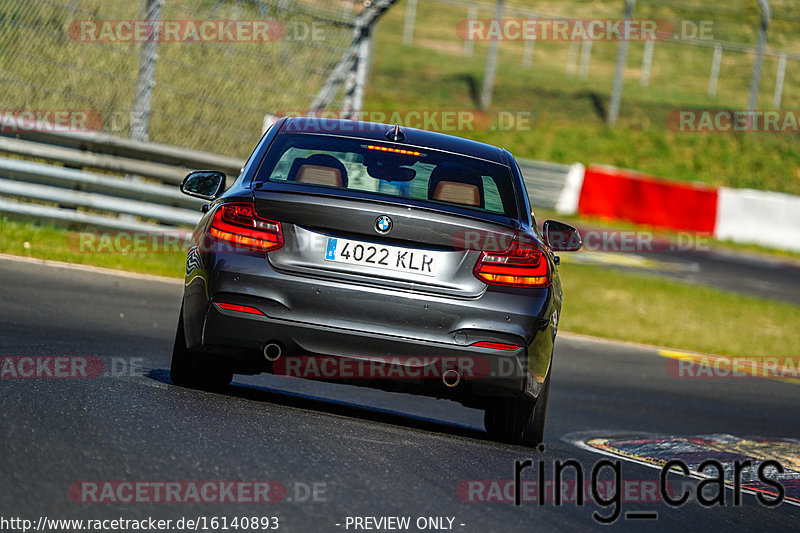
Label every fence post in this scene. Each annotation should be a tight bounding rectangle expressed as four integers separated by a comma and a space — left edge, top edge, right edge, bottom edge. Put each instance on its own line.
607, 0, 635, 125
708, 44, 722, 97
131, 0, 163, 142
565, 40, 579, 74
403, 0, 417, 46
342, 34, 372, 118
464, 4, 477, 57
311, 0, 399, 114
522, 36, 535, 68
479, 0, 504, 110
747, 0, 771, 110
578, 40, 593, 78
640, 39, 654, 86
773, 52, 787, 109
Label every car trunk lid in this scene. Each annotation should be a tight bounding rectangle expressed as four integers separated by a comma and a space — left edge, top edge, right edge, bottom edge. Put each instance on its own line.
253, 190, 520, 298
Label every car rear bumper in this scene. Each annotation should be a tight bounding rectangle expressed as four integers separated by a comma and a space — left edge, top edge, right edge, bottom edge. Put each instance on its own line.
182, 251, 557, 406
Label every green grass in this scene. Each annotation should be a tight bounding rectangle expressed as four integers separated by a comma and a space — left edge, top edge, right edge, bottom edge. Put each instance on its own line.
0, 217, 185, 278
367, 3, 800, 195
3, 215, 798, 359
558, 261, 800, 359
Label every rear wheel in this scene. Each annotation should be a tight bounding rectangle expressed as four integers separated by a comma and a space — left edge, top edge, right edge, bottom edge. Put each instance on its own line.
524, 372, 550, 446
484, 373, 550, 447
170, 305, 233, 390
484, 397, 532, 444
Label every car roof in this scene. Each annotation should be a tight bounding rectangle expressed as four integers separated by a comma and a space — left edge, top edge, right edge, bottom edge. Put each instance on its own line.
278, 116, 509, 165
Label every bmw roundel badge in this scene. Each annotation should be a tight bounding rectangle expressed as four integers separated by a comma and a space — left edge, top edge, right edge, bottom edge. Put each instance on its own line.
375, 215, 393, 234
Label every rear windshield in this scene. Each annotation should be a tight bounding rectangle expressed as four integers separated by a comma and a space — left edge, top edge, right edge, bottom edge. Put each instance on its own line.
252, 134, 519, 219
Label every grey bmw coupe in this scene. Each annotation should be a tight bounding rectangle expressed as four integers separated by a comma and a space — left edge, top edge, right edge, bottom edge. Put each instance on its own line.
171, 116, 581, 446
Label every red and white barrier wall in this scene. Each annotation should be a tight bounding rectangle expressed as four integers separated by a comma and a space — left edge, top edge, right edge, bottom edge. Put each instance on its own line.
555, 164, 800, 252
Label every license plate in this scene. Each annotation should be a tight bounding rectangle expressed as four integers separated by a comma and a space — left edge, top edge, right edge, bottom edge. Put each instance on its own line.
324, 237, 438, 277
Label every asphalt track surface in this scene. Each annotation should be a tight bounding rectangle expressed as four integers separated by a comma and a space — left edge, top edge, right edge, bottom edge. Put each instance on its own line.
1, 257, 798, 532
544, 220, 800, 304
567, 245, 800, 305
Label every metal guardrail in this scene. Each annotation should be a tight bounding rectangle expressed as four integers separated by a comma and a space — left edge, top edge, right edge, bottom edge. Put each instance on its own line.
0, 136, 188, 185
0, 196, 182, 233
0, 157, 201, 209
0, 129, 244, 233
0, 178, 200, 227
11, 129, 244, 177
517, 158, 571, 210
0, 129, 569, 233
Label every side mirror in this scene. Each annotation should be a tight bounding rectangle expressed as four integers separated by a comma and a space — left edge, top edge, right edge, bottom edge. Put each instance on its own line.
543, 220, 582, 252
180, 170, 226, 201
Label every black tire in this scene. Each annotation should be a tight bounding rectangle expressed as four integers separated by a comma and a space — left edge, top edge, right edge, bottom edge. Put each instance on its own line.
484, 397, 533, 444
484, 372, 550, 447
169, 305, 233, 391
522, 371, 550, 446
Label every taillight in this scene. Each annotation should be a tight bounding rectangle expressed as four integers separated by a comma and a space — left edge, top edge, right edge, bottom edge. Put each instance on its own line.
208, 202, 283, 252
215, 302, 264, 315
365, 144, 422, 156
473, 240, 550, 288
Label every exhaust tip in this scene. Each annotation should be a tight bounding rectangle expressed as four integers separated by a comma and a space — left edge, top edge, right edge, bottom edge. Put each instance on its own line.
442, 369, 461, 388
263, 342, 282, 362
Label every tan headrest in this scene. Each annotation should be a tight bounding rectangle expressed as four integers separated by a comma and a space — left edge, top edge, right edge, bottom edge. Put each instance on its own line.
296, 164, 343, 187
432, 180, 480, 206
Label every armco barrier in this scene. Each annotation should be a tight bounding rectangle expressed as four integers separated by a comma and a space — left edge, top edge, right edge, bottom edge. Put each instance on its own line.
715, 187, 800, 252
516, 159, 574, 210
556, 163, 800, 253
578, 165, 719, 233
554, 162, 585, 215
0, 129, 239, 233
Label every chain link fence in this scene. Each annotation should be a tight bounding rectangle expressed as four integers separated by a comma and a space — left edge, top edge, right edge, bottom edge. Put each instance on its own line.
4, 0, 796, 159
0, 0, 371, 158
400, 0, 800, 131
